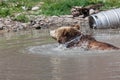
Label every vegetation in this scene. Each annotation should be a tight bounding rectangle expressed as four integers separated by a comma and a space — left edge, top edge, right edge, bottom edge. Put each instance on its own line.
12, 14, 29, 23
0, 0, 119, 20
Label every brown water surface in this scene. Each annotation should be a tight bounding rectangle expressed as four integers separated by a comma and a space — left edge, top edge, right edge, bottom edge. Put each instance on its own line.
0, 29, 120, 80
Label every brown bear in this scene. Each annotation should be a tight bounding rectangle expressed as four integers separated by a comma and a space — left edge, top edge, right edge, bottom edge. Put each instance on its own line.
50, 25, 119, 50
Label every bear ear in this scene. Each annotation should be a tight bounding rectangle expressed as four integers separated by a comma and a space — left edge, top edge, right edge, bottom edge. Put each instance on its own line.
73, 24, 80, 30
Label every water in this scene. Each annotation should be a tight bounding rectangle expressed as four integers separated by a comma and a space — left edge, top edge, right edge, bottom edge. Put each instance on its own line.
0, 29, 120, 80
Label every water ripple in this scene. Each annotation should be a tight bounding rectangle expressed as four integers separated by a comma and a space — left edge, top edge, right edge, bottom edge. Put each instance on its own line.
27, 43, 118, 56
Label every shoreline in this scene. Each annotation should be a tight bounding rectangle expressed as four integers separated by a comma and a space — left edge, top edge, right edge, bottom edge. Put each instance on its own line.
0, 15, 88, 33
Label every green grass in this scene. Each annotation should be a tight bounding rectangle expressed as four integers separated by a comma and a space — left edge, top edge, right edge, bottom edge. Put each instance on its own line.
0, 0, 120, 18
41, 0, 89, 16
12, 14, 29, 23
41, 0, 120, 16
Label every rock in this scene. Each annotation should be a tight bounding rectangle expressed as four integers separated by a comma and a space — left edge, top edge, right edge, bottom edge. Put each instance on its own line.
31, 6, 39, 11
0, 14, 89, 32
32, 24, 41, 29
21, 6, 28, 11
0, 23, 5, 30
71, 3, 103, 18
89, 9, 95, 15
60, 15, 73, 18
71, 6, 82, 17
29, 15, 84, 29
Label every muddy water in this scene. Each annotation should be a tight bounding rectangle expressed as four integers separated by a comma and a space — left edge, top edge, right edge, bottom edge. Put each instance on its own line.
0, 29, 120, 80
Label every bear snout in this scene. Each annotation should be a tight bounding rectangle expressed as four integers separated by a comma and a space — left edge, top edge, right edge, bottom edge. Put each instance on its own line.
50, 30, 56, 37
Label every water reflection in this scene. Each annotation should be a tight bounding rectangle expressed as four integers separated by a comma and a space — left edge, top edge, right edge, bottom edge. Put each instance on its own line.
48, 54, 120, 80
50, 57, 62, 80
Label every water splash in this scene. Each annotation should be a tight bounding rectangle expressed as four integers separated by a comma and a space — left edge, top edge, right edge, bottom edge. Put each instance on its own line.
27, 43, 118, 56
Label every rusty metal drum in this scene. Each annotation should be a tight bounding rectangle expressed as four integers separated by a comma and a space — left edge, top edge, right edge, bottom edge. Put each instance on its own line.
89, 8, 120, 29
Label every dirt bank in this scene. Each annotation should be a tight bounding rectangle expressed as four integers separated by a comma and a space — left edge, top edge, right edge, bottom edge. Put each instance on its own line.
0, 15, 88, 33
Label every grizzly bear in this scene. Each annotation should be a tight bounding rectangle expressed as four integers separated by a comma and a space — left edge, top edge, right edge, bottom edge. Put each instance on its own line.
50, 25, 119, 50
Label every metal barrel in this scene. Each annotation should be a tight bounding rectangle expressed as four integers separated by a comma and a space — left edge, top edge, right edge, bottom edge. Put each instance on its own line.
89, 8, 120, 29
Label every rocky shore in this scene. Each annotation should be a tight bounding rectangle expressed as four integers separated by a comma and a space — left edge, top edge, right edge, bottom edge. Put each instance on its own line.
0, 15, 88, 33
